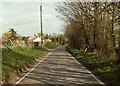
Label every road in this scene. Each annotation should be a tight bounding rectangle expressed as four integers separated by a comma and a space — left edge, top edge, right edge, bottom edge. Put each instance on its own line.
15, 46, 104, 86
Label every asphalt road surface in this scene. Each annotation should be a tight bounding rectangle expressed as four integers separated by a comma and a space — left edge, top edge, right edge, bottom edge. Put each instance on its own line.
15, 46, 104, 86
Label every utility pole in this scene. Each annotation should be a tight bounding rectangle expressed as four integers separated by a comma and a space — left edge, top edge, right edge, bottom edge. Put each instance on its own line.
40, 0, 43, 49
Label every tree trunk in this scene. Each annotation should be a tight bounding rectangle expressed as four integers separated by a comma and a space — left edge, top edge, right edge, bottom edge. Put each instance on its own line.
93, 2, 99, 50
111, 2, 116, 51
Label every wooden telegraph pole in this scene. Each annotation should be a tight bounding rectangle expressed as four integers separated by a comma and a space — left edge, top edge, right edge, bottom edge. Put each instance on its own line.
40, 0, 43, 49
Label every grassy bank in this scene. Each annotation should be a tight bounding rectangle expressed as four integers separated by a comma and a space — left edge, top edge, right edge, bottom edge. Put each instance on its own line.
2, 43, 59, 79
66, 46, 120, 86
2, 47, 47, 79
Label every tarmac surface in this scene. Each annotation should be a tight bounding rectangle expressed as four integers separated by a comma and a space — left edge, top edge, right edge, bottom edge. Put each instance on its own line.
15, 46, 104, 86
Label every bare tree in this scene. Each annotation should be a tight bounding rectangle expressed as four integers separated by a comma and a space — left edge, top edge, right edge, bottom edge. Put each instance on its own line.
56, 1, 119, 58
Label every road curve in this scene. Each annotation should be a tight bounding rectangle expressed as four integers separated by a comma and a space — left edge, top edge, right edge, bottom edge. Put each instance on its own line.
15, 46, 104, 86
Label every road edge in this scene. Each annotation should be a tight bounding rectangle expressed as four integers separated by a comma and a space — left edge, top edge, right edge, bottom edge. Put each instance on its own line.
67, 52, 105, 86
14, 47, 60, 86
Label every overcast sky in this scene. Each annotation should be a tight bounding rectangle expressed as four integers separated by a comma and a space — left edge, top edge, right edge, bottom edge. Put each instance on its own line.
0, 1, 64, 37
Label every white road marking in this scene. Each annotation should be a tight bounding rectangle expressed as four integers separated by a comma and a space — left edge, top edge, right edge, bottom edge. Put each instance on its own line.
67, 52, 104, 85
14, 46, 104, 85
14, 48, 58, 86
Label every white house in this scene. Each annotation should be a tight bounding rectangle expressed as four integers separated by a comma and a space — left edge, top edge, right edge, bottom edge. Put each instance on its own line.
33, 37, 45, 42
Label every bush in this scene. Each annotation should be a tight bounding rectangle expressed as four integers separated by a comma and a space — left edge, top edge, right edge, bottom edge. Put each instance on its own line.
45, 43, 59, 49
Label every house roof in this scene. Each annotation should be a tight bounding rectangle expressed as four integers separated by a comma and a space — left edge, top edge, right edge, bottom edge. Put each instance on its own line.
28, 36, 36, 42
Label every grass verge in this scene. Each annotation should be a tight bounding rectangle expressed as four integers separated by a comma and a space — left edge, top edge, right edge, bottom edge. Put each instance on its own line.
2, 43, 59, 80
2, 47, 48, 80
66, 46, 120, 86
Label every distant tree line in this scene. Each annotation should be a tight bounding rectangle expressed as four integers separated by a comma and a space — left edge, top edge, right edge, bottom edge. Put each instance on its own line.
2, 28, 67, 47
56, 1, 120, 62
